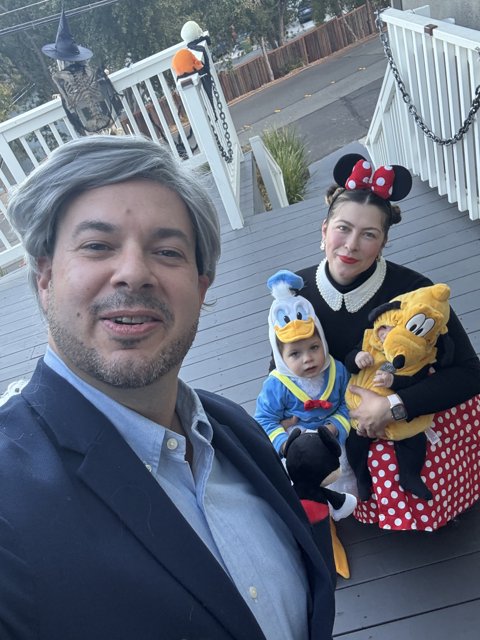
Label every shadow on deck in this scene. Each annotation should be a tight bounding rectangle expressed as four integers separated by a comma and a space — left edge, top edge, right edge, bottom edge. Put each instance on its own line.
1, 141, 479, 638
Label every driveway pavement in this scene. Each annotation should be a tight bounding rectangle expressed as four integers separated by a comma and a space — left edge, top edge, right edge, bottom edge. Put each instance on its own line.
229, 35, 387, 164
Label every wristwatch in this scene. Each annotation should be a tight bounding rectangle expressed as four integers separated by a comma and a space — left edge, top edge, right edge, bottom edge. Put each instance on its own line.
387, 393, 408, 421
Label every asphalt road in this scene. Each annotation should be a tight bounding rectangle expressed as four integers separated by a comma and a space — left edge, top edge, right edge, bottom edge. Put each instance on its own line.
229, 36, 387, 164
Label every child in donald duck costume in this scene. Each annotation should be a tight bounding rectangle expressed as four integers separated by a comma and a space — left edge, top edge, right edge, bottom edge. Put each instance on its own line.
255, 269, 356, 580
255, 269, 351, 456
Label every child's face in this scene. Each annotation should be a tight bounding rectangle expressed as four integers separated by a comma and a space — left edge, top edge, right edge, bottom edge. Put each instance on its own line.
281, 335, 325, 378
377, 324, 393, 342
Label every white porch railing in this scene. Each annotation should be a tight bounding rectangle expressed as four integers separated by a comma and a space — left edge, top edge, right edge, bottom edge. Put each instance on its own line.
0, 33, 244, 270
249, 135, 289, 210
176, 71, 244, 229
365, 6, 480, 221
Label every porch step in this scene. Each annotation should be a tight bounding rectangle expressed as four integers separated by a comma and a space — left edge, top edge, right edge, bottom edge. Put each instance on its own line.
239, 151, 260, 218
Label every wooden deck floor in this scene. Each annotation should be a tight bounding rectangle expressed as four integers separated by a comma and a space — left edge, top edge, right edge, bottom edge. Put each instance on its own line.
1, 141, 479, 638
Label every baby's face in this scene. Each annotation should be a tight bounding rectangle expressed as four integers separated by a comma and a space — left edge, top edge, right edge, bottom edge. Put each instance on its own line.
281, 335, 325, 378
377, 324, 393, 342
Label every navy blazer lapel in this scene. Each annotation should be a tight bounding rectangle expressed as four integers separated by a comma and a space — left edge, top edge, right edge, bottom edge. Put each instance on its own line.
76, 429, 266, 640
22, 361, 267, 640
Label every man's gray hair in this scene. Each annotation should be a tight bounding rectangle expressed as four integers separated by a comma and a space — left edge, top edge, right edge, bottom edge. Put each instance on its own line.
7, 135, 221, 295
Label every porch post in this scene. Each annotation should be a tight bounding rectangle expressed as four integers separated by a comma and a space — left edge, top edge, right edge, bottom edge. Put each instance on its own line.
176, 74, 244, 230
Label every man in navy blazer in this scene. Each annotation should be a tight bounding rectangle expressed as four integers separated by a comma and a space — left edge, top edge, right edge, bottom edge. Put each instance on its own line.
0, 135, 335, 639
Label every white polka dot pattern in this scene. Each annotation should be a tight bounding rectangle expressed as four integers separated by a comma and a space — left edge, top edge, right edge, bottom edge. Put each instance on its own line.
353, 395, 480, 530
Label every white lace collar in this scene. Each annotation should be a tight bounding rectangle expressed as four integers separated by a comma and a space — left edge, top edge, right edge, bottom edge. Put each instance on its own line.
315, 257, 387, 313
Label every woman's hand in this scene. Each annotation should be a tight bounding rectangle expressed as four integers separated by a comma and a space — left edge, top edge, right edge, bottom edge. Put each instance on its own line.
348, 385, 391, 439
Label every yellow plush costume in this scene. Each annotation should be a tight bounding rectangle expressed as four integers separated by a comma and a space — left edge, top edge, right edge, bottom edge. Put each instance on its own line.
346, 283, 451, 440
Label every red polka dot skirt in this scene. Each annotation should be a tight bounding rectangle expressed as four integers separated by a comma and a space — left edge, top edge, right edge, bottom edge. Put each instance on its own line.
354, 396, 480, 531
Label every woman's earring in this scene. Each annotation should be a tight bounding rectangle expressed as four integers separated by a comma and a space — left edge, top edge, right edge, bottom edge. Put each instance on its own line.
320, 239, 325, 251
376, 252, 382, 262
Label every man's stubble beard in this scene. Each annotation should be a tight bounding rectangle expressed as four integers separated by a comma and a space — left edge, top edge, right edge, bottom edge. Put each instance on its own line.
46, 287, 199, 389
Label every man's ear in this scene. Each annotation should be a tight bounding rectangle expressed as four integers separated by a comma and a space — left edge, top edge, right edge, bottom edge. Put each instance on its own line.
36, 256, 52, 312
198, 274, 210, 305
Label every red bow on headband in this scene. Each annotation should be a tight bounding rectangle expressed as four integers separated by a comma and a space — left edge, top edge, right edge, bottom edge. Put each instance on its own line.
304, 399, 333, 411
345, 159, 395, 200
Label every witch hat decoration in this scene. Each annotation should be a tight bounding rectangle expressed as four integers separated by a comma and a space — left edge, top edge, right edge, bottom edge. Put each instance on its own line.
42, 7, 93, 62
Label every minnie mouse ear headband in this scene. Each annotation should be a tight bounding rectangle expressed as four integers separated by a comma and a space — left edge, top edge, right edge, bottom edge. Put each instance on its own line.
333, 153, 412, 201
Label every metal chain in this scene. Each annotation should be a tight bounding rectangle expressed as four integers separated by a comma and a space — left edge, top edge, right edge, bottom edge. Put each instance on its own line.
376, 9, 480, 146
206, 77, 233, 163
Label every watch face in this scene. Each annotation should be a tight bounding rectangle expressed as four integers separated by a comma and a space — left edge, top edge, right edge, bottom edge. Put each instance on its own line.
392, 404, 407, 420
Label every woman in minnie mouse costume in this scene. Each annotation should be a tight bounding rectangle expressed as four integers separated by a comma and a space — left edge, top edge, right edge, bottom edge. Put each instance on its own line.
295, 153, 480, 531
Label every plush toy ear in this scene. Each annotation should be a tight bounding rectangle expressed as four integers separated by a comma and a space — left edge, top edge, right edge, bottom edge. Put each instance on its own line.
333, 153, 367, 187
389, 164, 413, 201
284, 426, 302, 456
316, 427, 341, 458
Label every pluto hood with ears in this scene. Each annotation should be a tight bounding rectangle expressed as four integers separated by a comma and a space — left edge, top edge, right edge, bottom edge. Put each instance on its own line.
368, 283, 451, 372
267, 270, 329, 377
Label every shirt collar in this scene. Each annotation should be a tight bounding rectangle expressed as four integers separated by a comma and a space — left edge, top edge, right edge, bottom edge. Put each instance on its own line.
43, 347, 212, 463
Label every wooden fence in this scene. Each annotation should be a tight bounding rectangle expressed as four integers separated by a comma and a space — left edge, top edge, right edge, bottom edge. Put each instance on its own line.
218, 3, 376, 102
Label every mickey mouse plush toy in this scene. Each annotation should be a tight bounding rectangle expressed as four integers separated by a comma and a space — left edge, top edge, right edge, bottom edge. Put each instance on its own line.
284, 427, 357, 581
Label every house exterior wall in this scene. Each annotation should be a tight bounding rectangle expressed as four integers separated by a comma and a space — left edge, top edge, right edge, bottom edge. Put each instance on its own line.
396, 1, 480, 31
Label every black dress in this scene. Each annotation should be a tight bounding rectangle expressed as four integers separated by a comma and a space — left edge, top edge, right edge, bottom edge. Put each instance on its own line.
297, 258, 480, 530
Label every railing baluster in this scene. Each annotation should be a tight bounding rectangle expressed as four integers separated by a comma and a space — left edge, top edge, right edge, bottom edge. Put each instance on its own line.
19, 136, 39, 170
367, 7, 480, 220
48, 123, 64, 147
466, 48, 480, 220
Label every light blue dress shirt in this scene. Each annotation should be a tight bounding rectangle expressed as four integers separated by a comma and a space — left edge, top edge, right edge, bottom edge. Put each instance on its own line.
44, 348, 310, 640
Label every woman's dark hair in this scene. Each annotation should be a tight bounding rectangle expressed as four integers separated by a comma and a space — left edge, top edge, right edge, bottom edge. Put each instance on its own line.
325, 185, 402, 235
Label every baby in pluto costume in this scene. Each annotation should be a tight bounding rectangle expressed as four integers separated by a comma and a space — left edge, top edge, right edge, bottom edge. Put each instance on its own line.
345, 283, 452, 502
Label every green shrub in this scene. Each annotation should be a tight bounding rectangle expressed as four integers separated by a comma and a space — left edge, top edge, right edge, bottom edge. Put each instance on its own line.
276, 56, 304, 78
261, 127, 309, 204
238, 38, 253, 54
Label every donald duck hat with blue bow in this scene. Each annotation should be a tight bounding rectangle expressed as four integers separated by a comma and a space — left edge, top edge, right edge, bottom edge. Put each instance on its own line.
268, 270, 330, 378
